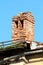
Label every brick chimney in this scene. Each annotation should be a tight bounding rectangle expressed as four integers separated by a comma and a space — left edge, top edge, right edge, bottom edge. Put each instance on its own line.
12, 12, 34, 42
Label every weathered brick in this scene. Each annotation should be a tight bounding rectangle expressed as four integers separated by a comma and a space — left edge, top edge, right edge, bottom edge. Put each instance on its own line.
12, 12, 34, 42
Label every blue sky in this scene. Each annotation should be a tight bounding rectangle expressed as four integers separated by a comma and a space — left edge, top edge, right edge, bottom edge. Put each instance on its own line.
0, 0, 43, 43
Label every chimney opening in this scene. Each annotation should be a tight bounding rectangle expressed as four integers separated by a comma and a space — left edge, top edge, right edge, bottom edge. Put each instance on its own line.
15, 21, 18, 28
20, 20, 23, 28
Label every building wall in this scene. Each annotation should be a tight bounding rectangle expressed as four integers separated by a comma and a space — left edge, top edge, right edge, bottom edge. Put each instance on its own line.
12, 12, 34, 42
24, 20, 34, 41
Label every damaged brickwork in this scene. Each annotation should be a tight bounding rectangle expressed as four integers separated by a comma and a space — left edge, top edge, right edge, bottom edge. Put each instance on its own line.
12, 12, 34, 42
